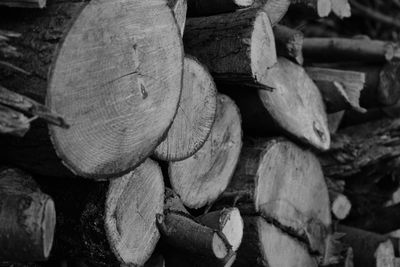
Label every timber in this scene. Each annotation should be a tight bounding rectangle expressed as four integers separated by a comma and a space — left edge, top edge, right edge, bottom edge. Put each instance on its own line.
0, 0, 46, 8
219, 57, 330, 151
154, 56, 217, 161
187, 0, 253, 17
273, 24, 304, 65
0, 0, 183, 179
184, 8, 277, 86
169, 94, 242, 209
41, 159, 164, 266
0, 168, 56, 262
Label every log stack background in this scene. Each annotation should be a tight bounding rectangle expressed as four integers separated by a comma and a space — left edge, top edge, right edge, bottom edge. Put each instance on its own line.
1, 0, 400, 266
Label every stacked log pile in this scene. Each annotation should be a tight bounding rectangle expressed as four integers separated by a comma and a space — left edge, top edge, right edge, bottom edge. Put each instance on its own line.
0, 0, 399, 266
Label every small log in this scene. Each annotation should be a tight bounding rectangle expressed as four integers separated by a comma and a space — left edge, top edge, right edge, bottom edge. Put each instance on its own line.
0, 0, 183, 179
154, 56, 217, 161
219, 57, 330, 151
0, 104, 30, 137
330, 0, 351, 18
305, 67, 366, 113
168, 0, 187, 36
0, 0, 46, 8
303, 38, 400, 63
184, 8, 277, 86
216, 138, 331, 257
273, 24, 304, 65
326, 177, 351, 220
337, 225, 397, 267
197, 208, 244, 252
327, 111, 345, 134
0, 168, 56, 262
252, 0, 291, 25
319, 118, 400, 180
168, 94, 242, 209
187, 0, 253, 17
43, 159, 164, 266
291, 0, 332, 17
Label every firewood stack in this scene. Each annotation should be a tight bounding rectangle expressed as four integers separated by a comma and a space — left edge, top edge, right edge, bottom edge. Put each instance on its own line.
1, 0, 400, 266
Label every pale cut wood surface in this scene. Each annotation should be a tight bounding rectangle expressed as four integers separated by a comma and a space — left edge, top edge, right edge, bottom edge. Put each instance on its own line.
0, 0, 46, 8
0, 168, 56, 262
330, 0, 351, 18
184, 8, 277, 86
154, 56, 217, 161
169, 94, 242, 209
168, 0, 187, 36
0, 0, 184, 179
253, 0, 291, 25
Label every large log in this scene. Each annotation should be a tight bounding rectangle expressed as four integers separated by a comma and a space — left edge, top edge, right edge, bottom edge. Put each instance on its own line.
0, 0, 183, 179
215, 138, 332, 265
154, 56, 217, 161
219, 57, 330, 151
183, 8, 277, 86
41, 159, 164, 266
0, 168, 56, 262
187, 0, 253, 17
168, 94, 242, 209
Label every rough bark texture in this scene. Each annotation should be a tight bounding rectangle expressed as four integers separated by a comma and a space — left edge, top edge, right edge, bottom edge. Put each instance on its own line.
0, 0, 46, 8
169, 94, 242, 209
219, 57, 330, 151
215, 138, 331, 263
253, 0, 291, 25
0, 0, 183, 179
187, 0, 253, 17
154, 56, 217, 161
40, 159, 164, 267
0, 168, 56, 262
273, 24, 304, 65
184, 8, 277, 86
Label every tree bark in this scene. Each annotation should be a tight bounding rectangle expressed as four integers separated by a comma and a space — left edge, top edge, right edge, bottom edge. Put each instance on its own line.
0, 0, 183, 179
0, 168, 56, 262
183, 8, 277, 86
187, 0, 253, 17
273, 24, 304, 65
0, 0, 46, 8
154, 56, 217, 161
215, 138, 332, 261
40, 159, 164, 267
168, 94, 242, 209
253, 0, 291, 25
219, 57, 331, 151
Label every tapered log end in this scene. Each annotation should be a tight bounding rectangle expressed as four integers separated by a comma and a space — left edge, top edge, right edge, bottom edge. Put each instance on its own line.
212, 233, 230, 259
43, 197, 56, 259
48, 0, 183, 179
105, 159, 164, 266
169, 94, 242, 209
221, 208, 244, 252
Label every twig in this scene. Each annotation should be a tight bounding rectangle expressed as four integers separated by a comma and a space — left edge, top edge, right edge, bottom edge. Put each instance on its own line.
350, 0, 400, 29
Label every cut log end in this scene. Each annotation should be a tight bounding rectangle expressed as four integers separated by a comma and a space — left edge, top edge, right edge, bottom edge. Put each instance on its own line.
169, 94, 242, 209
154, 56, 217, 161
47, 0, 184, 179
213, 233, 230, 259
43, 197, 56, 259
105, 159, 164, 266
331, 194, 351, 220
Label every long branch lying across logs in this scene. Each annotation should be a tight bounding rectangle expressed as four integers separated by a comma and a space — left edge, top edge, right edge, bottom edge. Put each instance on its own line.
0, 168, 56, 263
0, 0, 183, 179
154, 56, 217, 161
39, 159, 164, 267
169, 94, 242, 209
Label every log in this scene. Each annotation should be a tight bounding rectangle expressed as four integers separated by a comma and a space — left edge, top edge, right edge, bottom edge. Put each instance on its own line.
0, 0, 46, 8
168, 0, 187, 36
154, 56, 217, 161
303, 38, 400, 63
168, 94, 242, 209
0, 168, 56, 262
291, 0, 332, 17
197, 208, 244, 252
219, 57, 331, 151
326, 177, 351, 220
273, 24, 304, 65
183, 8, 277, 86
0, 0, 183, 179
42, 159, 164, 266
216, 138, 331, 260
305, 67, 366, 113
337, 225, 397, 267
330, 0, 351, 18
319, 118, 400, 180
252, 0, 291, 25
187, 0, 253, 17
0, 104, 30, 137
